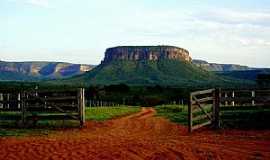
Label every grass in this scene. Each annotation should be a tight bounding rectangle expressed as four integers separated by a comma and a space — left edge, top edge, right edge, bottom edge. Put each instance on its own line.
155, 105, 188, 125
0, 106, 140, 137
85, 106, 140, 121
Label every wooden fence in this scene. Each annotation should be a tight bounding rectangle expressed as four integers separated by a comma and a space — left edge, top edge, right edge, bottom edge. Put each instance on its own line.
188, 88, 270, 132
0, 88, 85, 127
220, 89, 270, 109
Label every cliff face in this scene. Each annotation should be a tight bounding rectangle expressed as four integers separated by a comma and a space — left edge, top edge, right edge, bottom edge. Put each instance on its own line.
102, 46, 192, 63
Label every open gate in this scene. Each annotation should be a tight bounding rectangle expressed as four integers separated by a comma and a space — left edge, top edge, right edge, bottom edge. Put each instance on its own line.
188, 89, 220, 133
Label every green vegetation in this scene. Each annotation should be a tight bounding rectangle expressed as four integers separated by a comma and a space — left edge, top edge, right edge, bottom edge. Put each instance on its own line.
0, 106, 140, 137
62, 59, 248, 87
85, 106, 140, 121
155, 105, 188, 125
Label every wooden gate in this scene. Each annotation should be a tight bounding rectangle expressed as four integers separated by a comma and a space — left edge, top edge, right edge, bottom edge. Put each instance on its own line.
188, 89, 220, 133
0, 88, 85, 127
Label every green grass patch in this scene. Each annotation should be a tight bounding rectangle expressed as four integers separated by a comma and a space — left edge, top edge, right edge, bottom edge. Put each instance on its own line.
85, 106, 140, 121
155, 105, 188, 125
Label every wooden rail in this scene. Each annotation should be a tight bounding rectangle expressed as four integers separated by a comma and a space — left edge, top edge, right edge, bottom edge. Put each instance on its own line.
0, 88, 85, 127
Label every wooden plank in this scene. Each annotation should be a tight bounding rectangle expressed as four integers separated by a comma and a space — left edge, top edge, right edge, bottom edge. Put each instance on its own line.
192, 121, 212, 131
221, 89, 270, 93
193, 113, 212, 121
0, 115, 21, 120
26, 114, 80, 120
191, 89, 215, 97
192, 106, 211, 113
0, 108, 21, 111
220, 97, 267, 102
191, 97, 213, 105
26, 107, 78, 112
25, 96, 77, 102
34, 89, 78, 94
220, 105, 270, 111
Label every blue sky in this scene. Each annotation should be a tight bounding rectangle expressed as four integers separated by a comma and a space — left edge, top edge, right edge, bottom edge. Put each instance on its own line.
1, 0, 270, 67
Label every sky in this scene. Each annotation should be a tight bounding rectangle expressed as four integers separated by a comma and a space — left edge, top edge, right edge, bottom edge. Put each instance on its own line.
1, 0, 270, 67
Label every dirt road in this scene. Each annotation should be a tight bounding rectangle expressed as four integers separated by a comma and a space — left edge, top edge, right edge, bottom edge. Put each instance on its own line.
1, 108, 270, 160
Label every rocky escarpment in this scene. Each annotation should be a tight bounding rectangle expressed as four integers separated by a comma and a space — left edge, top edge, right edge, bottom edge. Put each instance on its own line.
102, 46, 192, 63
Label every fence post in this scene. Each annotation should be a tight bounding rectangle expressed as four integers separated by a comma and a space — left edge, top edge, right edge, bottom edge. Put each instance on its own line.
0, 93, 3, 108
188, 93, 193, 133
214, 89, 220, 129
17, 93, 21, 109
251, 91, 255, 106
225, 92, 228, 106
7, 93, 10, 109
232, 91, 235, 106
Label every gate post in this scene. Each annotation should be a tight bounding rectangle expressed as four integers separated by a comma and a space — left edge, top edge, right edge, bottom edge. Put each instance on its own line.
21, 92, 26, 127
78, 88, 85, 127
188, 93, 193, 133
213, 88, 220, 129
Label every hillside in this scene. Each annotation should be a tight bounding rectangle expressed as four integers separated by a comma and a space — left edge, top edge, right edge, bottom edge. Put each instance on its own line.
217, 69, 270, 81
70, 59, 220, 86
64, 46, 246, 87
0, 61, 94, 81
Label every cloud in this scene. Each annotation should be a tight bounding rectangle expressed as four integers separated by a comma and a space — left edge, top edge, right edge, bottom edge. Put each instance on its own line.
238, 38, 270, 47
195, 9, 270, 27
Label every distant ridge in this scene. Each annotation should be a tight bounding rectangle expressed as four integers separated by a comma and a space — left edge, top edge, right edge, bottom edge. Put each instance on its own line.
192, 59, 251, 72
0, 61, 94, 81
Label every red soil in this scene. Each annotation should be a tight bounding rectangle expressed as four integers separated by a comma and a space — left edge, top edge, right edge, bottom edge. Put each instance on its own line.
1, 108, 270, 160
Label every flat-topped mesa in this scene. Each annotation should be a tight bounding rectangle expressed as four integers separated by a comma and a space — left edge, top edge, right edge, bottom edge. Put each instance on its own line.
102, 46, 192, 63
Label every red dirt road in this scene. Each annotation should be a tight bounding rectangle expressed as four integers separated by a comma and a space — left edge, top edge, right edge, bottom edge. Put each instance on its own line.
1, 108, 270, 160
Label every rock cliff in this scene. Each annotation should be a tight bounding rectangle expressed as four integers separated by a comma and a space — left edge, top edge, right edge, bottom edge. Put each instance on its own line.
102, 46, 192, 63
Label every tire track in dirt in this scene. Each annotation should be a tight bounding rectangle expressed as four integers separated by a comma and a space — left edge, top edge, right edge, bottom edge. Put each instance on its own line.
1, 107, 270, 160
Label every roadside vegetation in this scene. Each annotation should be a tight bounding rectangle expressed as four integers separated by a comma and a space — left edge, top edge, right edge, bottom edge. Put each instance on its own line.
155, 105, 188, 125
